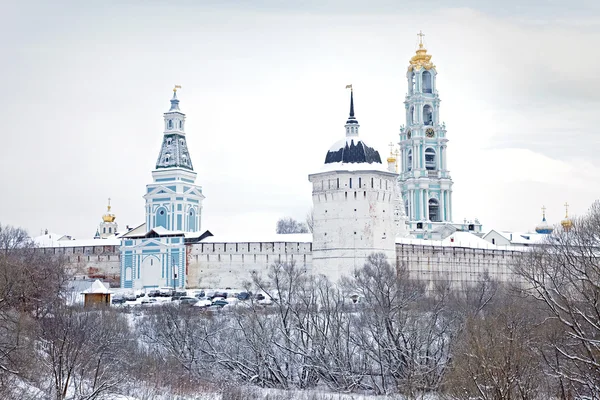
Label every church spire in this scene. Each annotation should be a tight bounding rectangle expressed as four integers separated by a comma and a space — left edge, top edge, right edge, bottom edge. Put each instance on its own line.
345, 84, 359, 137
156, 87, 193, 170
169, 85, 182, 111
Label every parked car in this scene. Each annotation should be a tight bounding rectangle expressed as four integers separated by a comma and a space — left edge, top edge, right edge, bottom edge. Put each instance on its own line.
213, 299, 228, 307
148, 290, 160, 297
237, 292, 251, 301
205, 291, 216, 300
195, 290, 206, 298
214, 291, 228, 299
141, 298, 158, 305
253, 293, 265, 301
158, 287, 175, 297
179, 297, 198, 305
124, 293, 137, 301
112, 297, 126, 305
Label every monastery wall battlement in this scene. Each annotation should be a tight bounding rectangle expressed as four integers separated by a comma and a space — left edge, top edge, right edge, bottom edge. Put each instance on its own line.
186, 241, 313, 288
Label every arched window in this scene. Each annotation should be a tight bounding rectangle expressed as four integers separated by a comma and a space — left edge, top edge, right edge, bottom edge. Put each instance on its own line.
410, 72, 416, 94
405, 199, 409, 218
167, 139, 172, 146
188, 209, 196, 231
156, 207, 168, 229
179, 120, 183, 129
410, 106, 415, 124
429, 198, 440, 222
425, 148, 436, 170
168, 120, 173, 129
423, 105, 433, 126
165, 153, 170, 163
422, 71, 432, 94
407, 149, 413, 172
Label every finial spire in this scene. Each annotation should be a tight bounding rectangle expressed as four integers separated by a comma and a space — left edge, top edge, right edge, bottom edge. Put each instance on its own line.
564, 202, 570, 218
345, 84, 354, 118
418, 30, 425, 48
169, 86, 181, 111
541, 205, 546, 220
107, 197, 111, 212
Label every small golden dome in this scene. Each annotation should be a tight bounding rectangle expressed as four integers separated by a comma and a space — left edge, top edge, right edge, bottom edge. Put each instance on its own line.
561, 202, 572, 231
387, 156, 396, 163
102, 199, 116, 223
408, 32, 435, 72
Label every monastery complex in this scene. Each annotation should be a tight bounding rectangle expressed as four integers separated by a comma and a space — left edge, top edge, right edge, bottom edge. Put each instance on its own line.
33, 35, 574, 290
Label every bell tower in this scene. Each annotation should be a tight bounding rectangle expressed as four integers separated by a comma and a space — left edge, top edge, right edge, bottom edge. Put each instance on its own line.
398, 32, 453, 238
143, 86, 205, 233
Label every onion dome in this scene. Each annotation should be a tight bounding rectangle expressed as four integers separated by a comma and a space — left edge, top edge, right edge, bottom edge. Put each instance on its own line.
102, 198, 116, 223
408, 31, 435, 72
561, 202, 573, 231
323, 86, 384, 170
535, 206, 553, 234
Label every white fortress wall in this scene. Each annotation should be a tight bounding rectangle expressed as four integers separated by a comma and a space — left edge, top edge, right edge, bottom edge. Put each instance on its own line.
186, 239, 313, 288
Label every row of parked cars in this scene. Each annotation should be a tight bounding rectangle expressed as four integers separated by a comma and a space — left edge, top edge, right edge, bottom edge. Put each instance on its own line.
111, 288, 270, 308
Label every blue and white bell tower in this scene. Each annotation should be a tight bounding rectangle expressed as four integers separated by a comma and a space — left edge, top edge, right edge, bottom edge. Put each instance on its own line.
120, 87, 205, 290
144, 87, 205, 232
398, 33, 454, 238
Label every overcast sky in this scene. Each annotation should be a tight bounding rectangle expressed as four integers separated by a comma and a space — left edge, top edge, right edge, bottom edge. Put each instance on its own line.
1, 0, 599, 239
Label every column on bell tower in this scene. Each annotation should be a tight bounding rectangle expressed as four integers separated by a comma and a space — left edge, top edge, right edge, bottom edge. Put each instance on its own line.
398, 32, 454, 239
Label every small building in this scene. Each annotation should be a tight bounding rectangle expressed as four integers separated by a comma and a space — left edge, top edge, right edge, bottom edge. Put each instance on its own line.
81, 279, 113, 307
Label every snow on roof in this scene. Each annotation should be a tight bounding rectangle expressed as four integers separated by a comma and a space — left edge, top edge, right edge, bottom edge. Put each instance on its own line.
396, 231, 499, 249
317, 161, 392, 174
81, 279, 113, 294
201, 233, 313, 243
34, 233, 120, 248
151, 226, 184, 236
483, 229, 549, 245
120, 223, 147, 238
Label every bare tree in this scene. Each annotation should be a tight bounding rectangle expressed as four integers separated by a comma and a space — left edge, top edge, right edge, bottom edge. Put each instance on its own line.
444, 287, 545, 400
342, 253, 456, 397
276, 217, 309, 234
0, 224, 69, 394
305, 208, 314, 233
38, 306, 134, 400
514, 200, 600, 397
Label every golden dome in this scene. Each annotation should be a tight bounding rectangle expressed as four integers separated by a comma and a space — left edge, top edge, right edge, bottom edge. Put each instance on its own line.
408, 31, 435, 72
102, 199, 116, 223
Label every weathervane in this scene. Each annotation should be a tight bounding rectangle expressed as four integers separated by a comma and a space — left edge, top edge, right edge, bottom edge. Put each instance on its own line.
173, 85, 182, 93
345, 84, 353, 91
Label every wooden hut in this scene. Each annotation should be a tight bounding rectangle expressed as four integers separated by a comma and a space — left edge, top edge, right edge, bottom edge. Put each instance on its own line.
81, 279, 113, 307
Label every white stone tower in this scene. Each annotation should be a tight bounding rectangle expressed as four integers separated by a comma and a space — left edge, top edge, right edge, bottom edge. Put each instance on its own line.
398, 32, 454, 239
95, 198, 118, 239
143, 86, 205, 232
309, 87, 398, 281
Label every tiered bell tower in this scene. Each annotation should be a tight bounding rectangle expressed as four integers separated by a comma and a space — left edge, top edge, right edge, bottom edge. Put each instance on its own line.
398, 33, 454, 238
143, 86, 205, 232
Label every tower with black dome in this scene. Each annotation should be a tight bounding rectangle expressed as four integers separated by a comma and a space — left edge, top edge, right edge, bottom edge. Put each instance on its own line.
309, 86, 398, 281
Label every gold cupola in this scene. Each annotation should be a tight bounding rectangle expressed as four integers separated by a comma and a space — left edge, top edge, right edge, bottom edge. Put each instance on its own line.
561, 202, 573, 231
102, 198, 116, 223
408, 31, 436, 72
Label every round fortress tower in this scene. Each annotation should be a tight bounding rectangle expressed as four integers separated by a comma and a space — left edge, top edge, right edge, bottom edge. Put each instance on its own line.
309, 87, 399, 281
